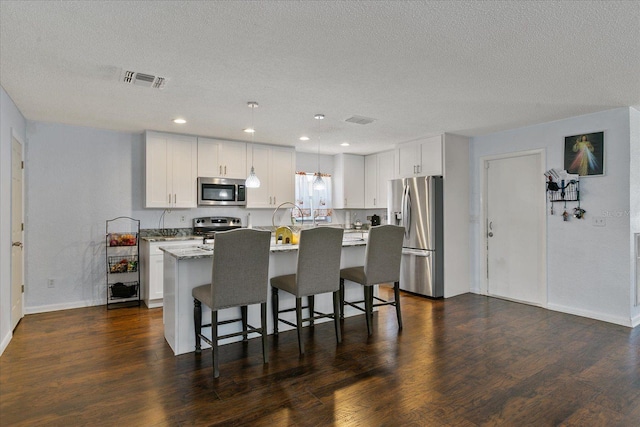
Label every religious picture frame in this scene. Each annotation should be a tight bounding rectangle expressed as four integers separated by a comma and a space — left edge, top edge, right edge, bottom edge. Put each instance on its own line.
564, 131, 605, 177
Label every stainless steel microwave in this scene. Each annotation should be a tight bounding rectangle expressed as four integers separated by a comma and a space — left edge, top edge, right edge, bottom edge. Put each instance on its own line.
197, 177, 246, 206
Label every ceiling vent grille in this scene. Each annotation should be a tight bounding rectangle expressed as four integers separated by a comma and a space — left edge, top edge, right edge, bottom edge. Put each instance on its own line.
345, 115, 375, 125
121, 70, 167, 89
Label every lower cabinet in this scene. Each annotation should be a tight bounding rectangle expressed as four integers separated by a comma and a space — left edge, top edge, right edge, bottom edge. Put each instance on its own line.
141, 240, 194, 308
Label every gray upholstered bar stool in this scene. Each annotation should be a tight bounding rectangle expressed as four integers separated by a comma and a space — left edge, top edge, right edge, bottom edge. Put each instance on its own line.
192, 228, 271, 378
270, 227, 344, 355
339, 225, 405, 336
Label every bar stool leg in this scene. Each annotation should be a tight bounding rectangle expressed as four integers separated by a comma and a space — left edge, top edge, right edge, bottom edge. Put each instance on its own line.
296, 297, 304, 355
308, 295, 315, 327
272, 288, 279, 335
364, 286, 373, 336
261, 302, 269, 364
241, 305, 248, 341
394, 281, 403, 329
212, 310, 219, 378
333, 290, 342, 344
339, 278, 345, 319
194, 299, 202, 353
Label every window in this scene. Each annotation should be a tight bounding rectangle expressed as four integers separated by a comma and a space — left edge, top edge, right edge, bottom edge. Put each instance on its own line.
294, 172, 332, 223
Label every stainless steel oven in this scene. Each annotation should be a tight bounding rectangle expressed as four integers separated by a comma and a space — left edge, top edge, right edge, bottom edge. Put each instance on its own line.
197, 177, 246, 206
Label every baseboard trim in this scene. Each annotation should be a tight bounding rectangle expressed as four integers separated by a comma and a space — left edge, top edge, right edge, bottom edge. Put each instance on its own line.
0, 330, 12, 357
144, 300, 163, 309
631, 313, 640, 328
25, 299, 104, 315
547, 303, 632, 327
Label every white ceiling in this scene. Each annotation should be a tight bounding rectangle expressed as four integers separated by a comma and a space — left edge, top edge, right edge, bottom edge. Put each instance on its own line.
1, 1, 639, 155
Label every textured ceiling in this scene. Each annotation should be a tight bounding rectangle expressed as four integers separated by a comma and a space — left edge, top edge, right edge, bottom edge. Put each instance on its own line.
1, 1, 639, 155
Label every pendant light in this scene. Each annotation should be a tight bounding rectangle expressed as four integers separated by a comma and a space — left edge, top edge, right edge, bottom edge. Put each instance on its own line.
312, 114, 326, 191
245, 101, 261, 188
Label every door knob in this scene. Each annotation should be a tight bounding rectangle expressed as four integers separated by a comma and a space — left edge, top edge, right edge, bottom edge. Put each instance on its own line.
12, 241, 23, 247
488, 232, 494, 237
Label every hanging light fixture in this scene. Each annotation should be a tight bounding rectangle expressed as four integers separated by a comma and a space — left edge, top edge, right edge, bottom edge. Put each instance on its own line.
245, 101, 261, 188
312, 114, 326, 191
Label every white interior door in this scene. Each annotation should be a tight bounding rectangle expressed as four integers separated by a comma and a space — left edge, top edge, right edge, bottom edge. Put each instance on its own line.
485, 152, 545, 305
11, 136, 24, 329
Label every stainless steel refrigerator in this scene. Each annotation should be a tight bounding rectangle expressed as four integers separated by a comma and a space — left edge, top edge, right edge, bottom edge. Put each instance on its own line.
388, 176, 444, 297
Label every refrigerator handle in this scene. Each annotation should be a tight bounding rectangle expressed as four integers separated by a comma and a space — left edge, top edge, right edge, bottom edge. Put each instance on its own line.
403, 184, 411, 239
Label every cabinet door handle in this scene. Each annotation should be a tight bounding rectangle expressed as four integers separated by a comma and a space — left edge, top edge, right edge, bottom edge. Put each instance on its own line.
168, 193, 171, 205
174, 194, 177, 204
224, 165, 227, 175
374, 197, 376, 206
273, 196, 276, 205
344, 198, 347, 207
269, 196, 272, 205
219, 165, 222, 175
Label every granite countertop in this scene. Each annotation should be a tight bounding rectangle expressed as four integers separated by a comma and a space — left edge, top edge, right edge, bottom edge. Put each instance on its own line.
160, 237, 367, 260
141, 226, 368, 243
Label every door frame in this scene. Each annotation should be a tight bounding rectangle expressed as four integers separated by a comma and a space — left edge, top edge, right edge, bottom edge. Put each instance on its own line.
479, 149, 547, 306
11, 129, 25, 328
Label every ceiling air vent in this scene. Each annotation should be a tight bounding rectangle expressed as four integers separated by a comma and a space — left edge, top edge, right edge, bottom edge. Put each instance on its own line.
121, 70, 167, 89
345, 115, 375, 125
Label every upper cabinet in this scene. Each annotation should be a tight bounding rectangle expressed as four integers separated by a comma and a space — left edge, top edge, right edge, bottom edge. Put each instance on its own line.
333, 154, 365, 209
397, 135, 443, 178
197, 137, 247, 179
145, 131, 197, 208
246, 144, 295, 208
365, 150, 395, 209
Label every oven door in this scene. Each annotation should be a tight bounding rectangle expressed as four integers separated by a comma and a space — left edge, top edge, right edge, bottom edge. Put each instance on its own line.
198, 178, 246, 206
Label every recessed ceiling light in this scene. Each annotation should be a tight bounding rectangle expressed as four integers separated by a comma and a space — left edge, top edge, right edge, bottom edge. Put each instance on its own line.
244, 128, 255, 133
299, 136, 310, 141
173, 118, 186, 124
314, 114, 325, 120
341, 142, 350, 147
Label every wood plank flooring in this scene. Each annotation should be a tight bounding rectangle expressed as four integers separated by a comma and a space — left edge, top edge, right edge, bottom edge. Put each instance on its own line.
1, 288, 639, 426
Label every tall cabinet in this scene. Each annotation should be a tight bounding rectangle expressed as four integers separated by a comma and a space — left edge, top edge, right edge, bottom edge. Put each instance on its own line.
397, 133, 470, 298
145, 131, 198, 208
333, 153, 365, 209
246, 144, 295, 208
106, 217, 140, 309
365, 150, 395, 209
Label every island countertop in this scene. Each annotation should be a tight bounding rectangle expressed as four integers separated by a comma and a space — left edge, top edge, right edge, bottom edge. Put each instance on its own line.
159, 235, 367, 260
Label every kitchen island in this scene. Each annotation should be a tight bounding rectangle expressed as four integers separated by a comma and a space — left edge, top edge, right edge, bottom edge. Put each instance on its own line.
161, 236, 368, 355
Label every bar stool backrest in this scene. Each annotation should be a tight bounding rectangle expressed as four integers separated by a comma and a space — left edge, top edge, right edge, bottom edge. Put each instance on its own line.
296, 227, 344, 297
363, 225, 405, 285
211, 229, 271, 310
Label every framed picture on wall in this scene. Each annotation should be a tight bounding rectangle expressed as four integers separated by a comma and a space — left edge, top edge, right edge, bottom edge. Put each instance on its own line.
564, 131, 605, 177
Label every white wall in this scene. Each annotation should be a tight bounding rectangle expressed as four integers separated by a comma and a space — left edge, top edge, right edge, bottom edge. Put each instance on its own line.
23, 124, 351, 312
0, 86, 27, 355
470, 108, 633, 326
629, 107, 640, 324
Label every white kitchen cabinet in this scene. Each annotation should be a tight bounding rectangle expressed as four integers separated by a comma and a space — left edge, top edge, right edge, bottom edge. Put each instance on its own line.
197, 137, 247, 179
333, 153, 365, 209
140, 239, 194, 308
145, 131, 198, 208
365, 150, 395, 209
246, 144, 295, 208
397, 135, 442, 178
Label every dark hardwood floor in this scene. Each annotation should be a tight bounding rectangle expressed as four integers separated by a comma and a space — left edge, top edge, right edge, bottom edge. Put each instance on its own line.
1, 288, 639, 426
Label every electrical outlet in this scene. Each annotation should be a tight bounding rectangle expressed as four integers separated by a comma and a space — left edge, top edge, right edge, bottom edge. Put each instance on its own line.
593, 217, 606, 227
180, 215, 186, 223
47, 279, 54, 288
